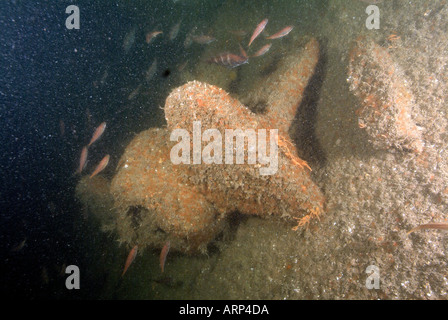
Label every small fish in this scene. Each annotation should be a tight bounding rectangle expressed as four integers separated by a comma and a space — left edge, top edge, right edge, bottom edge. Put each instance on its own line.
178, 60, 189, 72
184, 27, 197, 48
251, 43, 272, 57
248, 18, 268, 47
11, 238, 26, 252
207, 52, 249, 68
128, 84, 142, 100
59, 120, 65, 137
184, 35, 193, 49
88, 122, 106, 147
90, 154, 110, 178
239, 43, 248, 59
59, 263, 67, 277
123, 28, 136, 54
160, 240, 171, 273
121, 245, 138, 277
100, 68, 109, 85
77, 146, 88, 174
266, 26, 294, 40
229, 30, 247, 37
192, 35, 216, 45
169, 20, 182, 40
407, 223, 448, 235
47, 201, 57, 215
86, 108, 92, 127
146, 31, 163, 44
41, 267, 49, 285
145, 59, 158, 82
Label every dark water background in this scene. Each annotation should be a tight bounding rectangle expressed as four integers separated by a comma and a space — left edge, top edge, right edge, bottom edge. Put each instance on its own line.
0, 0, 226, 299
4, 0, 446, 301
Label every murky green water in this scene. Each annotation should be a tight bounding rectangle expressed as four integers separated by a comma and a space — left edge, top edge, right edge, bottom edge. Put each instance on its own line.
2, 0, 448, 300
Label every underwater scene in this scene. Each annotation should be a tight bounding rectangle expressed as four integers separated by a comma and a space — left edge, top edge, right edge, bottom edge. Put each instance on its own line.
1, 0, 448, 300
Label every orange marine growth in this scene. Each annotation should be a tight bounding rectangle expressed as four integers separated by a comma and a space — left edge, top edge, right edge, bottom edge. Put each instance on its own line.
278, 136, 312, 171
292, 207, 322, 231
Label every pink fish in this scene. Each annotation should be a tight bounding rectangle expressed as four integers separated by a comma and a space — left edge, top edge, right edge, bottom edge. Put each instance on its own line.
248, 18, 268, 47
121, 245, 138, 277
207, 53, 248, 68
77, 146, 88, 174
407, 223, 448, 235
146, 31, 163, 44
90, 154, 110, 178
88, 122, 106, 147
251, 43, 272, 57
266, 26, 294, 40
160, 240, 170, 273
239, 43, 248, 59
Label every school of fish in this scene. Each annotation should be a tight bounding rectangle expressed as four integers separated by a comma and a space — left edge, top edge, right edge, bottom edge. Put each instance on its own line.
207, 19, 293, 68
82, 16, 293, 177
76, 122, 109, 178
122, 17, 293, 75
76, 16, 294, 281
120, 241, 171, 277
